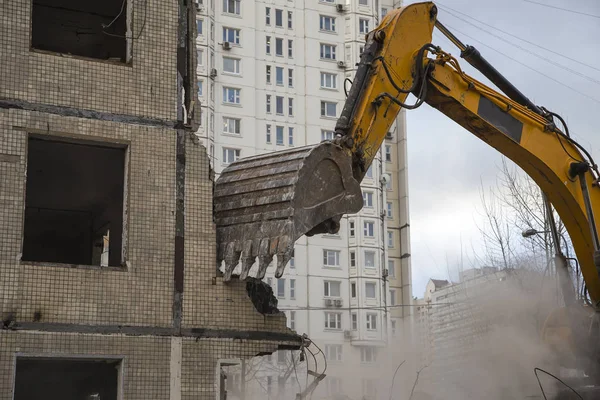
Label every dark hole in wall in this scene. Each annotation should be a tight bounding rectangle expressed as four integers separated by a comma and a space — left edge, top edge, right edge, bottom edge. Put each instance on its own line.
31, 0, 128, 62
14, 357, 120, 400
22, 137, 126, 267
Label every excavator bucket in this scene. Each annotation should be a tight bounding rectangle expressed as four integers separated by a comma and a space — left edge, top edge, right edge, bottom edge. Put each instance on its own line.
214, 142, 363, 281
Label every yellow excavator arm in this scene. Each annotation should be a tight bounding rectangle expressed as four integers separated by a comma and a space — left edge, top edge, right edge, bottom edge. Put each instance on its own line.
214, 2, 600, 313
334, 1, 600, 306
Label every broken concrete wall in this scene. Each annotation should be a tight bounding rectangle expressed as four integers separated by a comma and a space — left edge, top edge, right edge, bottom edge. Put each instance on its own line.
0, 0, 299, 397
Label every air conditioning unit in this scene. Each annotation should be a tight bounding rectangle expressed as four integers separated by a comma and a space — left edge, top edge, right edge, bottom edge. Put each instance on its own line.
324, 298, 334, 307
210, 68, 217, 78
336, 3, 346, 12
222, 41, 231, 50
337, 61, 346, 69
334, 298, 343, 307
385, 131, 393, 139
343, 330, 352, 339
382, 268, 389, 278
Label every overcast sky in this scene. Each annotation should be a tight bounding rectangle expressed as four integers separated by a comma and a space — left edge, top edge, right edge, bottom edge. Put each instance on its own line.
401, 0, 600, 297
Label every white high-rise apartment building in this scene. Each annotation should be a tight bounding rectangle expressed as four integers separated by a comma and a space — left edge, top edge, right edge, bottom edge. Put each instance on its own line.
195, 1, 410, 398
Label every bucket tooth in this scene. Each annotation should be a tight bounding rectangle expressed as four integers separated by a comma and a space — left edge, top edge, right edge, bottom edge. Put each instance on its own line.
240, 240, 256, 280
275, 235, 292, 278
223, 242, 241, 282
257, 238, 274, 279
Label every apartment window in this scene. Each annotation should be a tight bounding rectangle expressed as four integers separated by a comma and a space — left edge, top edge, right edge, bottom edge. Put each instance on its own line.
289, 310, 296, 330
321, 101, 337, 117
211, 50, 215, 69
391, 319, 397, 336
31, 0, 129, 62
362, 191, 374, 208
210, 82, 214, 101
223, 0, 241, 15
288, 69, 294, 87
289, 248, 295, 268
276, 38, 284, 56
277, 278, 286, 298
275, 9, 283, 27
210, 113, 214, 132
349, 220, 355, 237
386, 202, 393, 218
223, 87, 241, 105
288, 11, 293, 28
321, 129, 335, 141
363, 221, 375, 238
385, 145, 392, 162
365, 282, 376, 299
359, 0, 369, 5
324, 312, 342, 329
288, 127, 294, 145
388, 259, 395, 278
351, 313, 358, 330
388, 231, 394, 247
266, 65, 272, 84
265, 7, 271, 25
223, 57, 240, 74
321, 0, 335, 2
267, 376, 273, 393
323, 250, 340, 267
320, 43, 337, 60
266, 124, 272, 143
351, 282, 356, 298
386, 179, 392, 191
14, 356, 122, 400
390, 289, 396, 306
325, 345, 343, 362
222, 27, 240, 45
222, 147, 240, 164
359, 45, 364, 56
364, 251, 375, 268
381, 8, 388, 18
198, 80, 204, 97
366, 313, 377, 330
276, 126, 284, 145
223, 117, 241, 135
290, 279, 296, 299
266, 36, 271, 54
320, 15, 336, 32
288, 39, 293, 57
266, 94, 272, 113
197, 19, 203, 35
324, 280, 341, 297
211, 21, 215, 40
288, 98, 294, 117
320, 72, 337, 89
277, 351, 286, 364
276, 67, 284, 85
350, 251, 356, 267
361, 348, 377, 363
276, 96, 284, 115
197, 49, 204, 66
359, 18, 370, 34
366, 165, 373, 178
23, 137, 126, 266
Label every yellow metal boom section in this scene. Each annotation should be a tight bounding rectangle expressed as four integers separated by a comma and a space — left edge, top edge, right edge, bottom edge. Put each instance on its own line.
339, 2, 600, 304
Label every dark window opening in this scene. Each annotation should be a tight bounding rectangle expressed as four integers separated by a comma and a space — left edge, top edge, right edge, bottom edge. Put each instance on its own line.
23, 136, 126, 267
31, 0, 129, 62
14, 357, 121, 400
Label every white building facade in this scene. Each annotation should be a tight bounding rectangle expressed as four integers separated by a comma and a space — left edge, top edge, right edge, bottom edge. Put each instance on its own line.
195, 1, 410, 398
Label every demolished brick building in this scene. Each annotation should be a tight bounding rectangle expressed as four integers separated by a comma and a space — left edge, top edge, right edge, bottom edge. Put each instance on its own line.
0, 0, 300, 398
